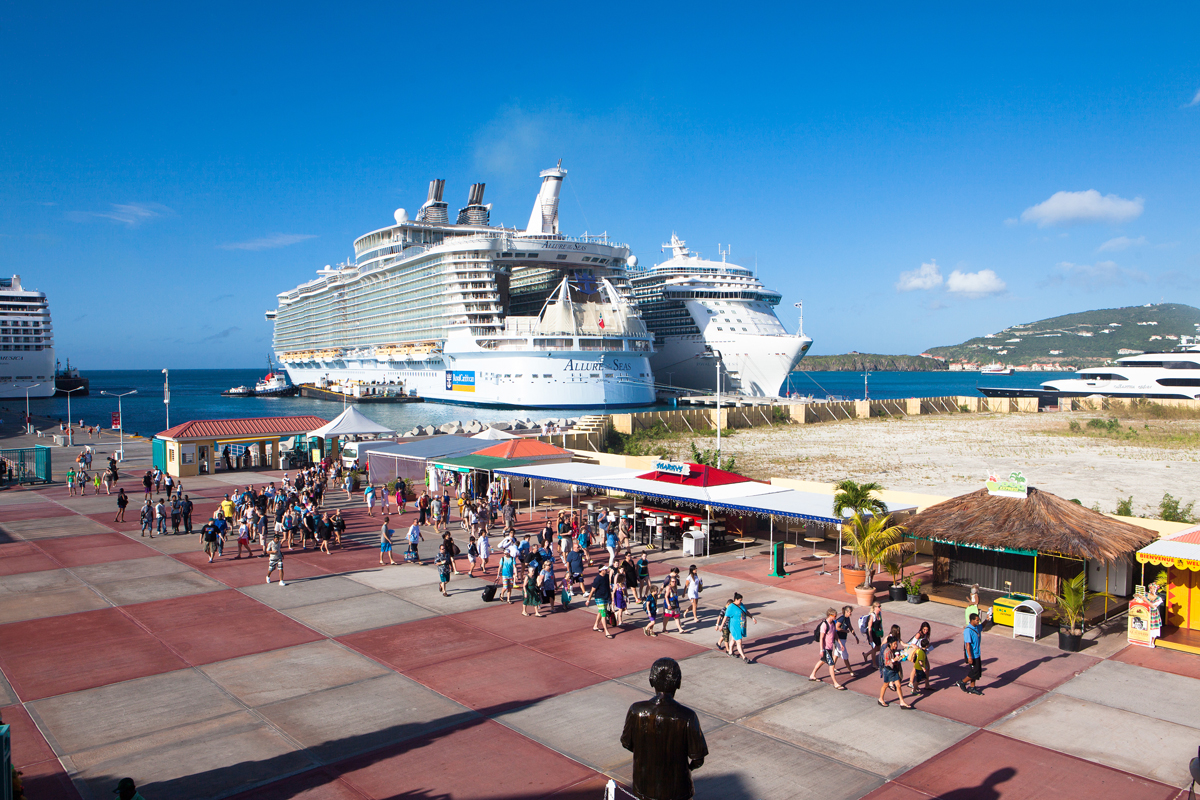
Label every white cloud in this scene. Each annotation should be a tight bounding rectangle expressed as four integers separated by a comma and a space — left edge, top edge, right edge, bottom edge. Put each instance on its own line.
219, 233, 316, 251
1020, 190, 1143, 228
895, 260, 943, 292
68, 202, 173, 227
1097, 235, 1147, 253
946, 269, 1006, 297
1047, 260, 1148, 290
1190, 88, 1200, 107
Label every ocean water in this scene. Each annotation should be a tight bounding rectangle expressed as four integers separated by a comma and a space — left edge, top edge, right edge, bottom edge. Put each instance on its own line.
7, 369, 1072, 438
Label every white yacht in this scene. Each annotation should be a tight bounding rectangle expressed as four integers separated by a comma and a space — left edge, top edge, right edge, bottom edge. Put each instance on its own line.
979, 337, 1200, 400
629, 235, 812, 396
269, 164, 655, 408
0, 276, 55, 398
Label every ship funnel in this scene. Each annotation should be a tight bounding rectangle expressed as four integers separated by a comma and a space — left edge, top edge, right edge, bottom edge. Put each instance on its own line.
525, 162, 566, 235
457, 183, 490, 225
417, 178, 449, 224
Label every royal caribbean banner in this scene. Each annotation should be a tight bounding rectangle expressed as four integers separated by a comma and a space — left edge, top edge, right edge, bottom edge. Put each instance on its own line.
445, 370, 475, 393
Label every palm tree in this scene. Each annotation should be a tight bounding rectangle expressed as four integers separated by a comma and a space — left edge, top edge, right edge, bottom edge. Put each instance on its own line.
843, 512, 908, 589
832, 479, 888, 519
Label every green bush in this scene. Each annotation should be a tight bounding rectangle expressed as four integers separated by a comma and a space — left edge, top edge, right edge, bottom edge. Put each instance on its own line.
1159, 493, 1197, 523
1068, 420, 1081, 432
1115, 496, 1134, 516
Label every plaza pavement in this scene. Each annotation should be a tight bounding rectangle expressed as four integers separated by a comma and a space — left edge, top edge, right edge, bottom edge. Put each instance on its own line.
0, 467, 1197, 800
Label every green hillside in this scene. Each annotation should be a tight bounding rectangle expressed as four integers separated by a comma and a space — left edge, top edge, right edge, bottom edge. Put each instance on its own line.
925, 303, 1200, 367
796, 353, 947, 372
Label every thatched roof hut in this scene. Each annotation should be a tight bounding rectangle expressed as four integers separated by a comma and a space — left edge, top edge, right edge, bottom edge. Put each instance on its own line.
905, 487, 1156, 562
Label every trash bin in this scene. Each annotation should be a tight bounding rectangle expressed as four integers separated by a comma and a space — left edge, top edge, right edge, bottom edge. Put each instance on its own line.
682, 529, 707, 557
991, 595, 1022, 627
1012, 599, 1044, 641
771, 540, 787, 578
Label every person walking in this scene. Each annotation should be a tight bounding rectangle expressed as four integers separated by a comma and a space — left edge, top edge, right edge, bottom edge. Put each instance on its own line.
435, 543, 452, 596
684, 565, 703, 624
201, 519, 221, 562
522, 556, 544, 617
265, 533, 286, 585
834, 605, 860, 676
808, 608, 848, 689
182, 494, 193, 534
662, 576, 685, 634
878, 635, 914, 708
139, 499, 153, 537
957, 612, 984, 695
405, 518, 423, 564
364, 484, 376, 517
862, 601, 884, 666
380, 484, 390, 515
235, 519, 253, 558
498, 550, 516, 603
67, 466, 77, 496
537, 557, 557, 613
114, 488, 128, 522
378, 516, 396, 565
587, 565, 614, 636
714, 598, 732, 650
725, 592, 757, 662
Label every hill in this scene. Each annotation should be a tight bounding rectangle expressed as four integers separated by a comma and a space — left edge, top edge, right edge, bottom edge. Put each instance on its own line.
795, 353, 947, 372
924, 303, 1200, 367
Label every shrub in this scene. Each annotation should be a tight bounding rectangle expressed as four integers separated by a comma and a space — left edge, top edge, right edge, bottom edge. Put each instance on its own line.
1159, 493, 1197, 523
1068, 420, 1081, 432
1115, 496, 1134, 516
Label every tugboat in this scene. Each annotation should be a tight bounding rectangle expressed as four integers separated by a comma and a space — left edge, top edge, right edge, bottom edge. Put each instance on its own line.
222, 357, 298, 397
53, 358, 89, 396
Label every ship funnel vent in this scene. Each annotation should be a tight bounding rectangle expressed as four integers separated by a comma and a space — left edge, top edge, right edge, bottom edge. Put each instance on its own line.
525, 163, 566, 235
417, 178, 449, 224
456, 182, 490, 225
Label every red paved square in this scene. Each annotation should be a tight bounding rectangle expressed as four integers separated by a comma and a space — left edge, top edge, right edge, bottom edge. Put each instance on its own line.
892, 731, 1180, 800
227, 767, 365, 800
453, 600, 593, 644
339, 616, 511, 672
0, 541, 60, 575
1112, 643, 1200, 681
172, 550, 331, 587
525, 625, 708, 679
859, 784, 937, 800
335, 718, 600, 799
0, 607, 187, 700
0, 504, 75, 522
36, 532, 158, 567
1, 703, 57, 767
406, 643, 604, 714
11, 757, 81, 800
123, 589, 323, 665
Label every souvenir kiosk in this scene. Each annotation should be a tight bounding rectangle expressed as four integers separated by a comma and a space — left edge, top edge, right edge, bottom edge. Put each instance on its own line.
1135, 524, 1200, 654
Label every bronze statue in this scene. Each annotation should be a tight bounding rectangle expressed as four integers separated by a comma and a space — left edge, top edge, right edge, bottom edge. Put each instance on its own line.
620, 657, 707, 800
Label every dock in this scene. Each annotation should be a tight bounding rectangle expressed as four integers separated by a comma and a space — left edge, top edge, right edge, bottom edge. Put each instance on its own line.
299, 385, 424, 404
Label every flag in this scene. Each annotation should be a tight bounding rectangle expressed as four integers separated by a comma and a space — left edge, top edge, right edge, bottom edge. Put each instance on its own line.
598, 314, 605, 329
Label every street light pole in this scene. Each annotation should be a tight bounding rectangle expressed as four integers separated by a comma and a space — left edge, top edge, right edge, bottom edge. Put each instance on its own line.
63, 386, 85, 446
713, 349, 723, 465
20, 383, 42, 434
162, 369, 170, 430
101, 389, 137, 461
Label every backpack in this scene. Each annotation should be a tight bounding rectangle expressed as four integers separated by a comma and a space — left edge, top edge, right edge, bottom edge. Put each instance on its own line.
858, 614, 870, 635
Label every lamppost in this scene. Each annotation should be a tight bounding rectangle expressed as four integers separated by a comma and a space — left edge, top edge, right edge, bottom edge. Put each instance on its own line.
101, 389, 137, 461
62, 386, 86, 446
864, 371, 871, 401
794, 301, 804, 337
19, 383, 41, 434
162, 369, 170, 430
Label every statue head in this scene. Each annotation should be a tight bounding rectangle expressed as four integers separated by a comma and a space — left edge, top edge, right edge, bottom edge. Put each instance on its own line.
649, 657, 682, 696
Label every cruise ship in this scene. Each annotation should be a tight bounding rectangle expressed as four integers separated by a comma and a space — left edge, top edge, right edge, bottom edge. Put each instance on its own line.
268, 165, 655, 408
0, 276, 55, 399
630, 235, 812, 396
979, 337, 1200, 401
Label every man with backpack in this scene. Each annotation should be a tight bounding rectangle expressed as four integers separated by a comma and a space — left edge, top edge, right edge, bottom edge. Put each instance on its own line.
861, 601, 884, 666
808, 608, 847, 689
834, 605, 860, 676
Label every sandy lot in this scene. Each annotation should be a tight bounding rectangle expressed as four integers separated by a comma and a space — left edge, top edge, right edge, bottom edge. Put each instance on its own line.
677, 411, 1200, 517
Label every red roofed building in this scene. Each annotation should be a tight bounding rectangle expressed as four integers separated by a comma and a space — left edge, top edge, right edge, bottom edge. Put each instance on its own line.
155, 415, 331, 478
635, 462, 756, 488
471, 439, 573, 463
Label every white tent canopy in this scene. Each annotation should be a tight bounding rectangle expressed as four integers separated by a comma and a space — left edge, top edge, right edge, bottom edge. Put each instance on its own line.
471, 427, 519, 440
309, 406, 394, 438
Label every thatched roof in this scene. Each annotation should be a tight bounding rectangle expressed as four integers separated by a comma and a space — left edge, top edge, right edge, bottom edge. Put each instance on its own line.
904, 487, 1157, 562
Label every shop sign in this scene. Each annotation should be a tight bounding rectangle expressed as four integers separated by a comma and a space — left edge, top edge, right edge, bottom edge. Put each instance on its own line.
1127, 594, 1154, 648
986, 470, 1028, 498
653, 459, 692, 477
111, 411, 120, 429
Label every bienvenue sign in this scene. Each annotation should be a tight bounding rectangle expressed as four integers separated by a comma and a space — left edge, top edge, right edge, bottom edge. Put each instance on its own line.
986, 470, 1028, 498
654, 460, 692, 476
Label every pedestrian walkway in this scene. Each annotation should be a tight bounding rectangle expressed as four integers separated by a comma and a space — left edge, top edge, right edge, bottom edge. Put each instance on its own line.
0, 470, 1196, 800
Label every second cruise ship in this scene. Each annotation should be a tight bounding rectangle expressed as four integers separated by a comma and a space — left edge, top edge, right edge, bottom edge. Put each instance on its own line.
269, 165, 655, 408
630, 235, 812, 396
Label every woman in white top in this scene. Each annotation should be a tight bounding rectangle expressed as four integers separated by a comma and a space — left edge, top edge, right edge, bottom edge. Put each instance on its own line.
684, 564, 703, 624
477, 528, 491, 574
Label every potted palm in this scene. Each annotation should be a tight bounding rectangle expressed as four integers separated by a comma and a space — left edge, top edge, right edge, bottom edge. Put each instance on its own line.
881, 542, 915, 601
842, 512, 909, 607
833, 480, 888, 596
1054, 570, 1110, 652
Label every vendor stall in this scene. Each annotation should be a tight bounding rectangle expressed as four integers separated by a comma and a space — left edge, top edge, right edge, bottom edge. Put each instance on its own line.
1135, 524, 1200, 654
904, 483, 1156, 621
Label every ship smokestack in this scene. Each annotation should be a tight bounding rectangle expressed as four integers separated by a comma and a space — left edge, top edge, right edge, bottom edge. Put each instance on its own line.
525, 162, 566, 235
417, 178, 449, 224
457, 182, 490, 225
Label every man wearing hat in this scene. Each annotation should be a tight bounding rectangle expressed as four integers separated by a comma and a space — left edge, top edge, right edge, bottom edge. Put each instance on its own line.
114, 777, 145, 800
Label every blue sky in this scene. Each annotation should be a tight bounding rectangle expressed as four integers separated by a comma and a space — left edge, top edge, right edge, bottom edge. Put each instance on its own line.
2, 3, 1198, 368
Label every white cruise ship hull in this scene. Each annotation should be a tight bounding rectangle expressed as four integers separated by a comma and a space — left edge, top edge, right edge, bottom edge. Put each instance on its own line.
0, 348, 55, 398
280, 348, 654, 408
651, 332, 811, 396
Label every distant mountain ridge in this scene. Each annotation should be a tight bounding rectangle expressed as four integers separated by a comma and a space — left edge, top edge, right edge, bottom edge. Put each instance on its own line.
795, 354, 947, 372
925, 303, 1200, 366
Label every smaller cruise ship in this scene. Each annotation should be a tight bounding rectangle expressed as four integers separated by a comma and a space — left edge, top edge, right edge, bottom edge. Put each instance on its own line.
0, 275, 55, 399
630, 235, 812, 396
979, 337, 1200, 400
